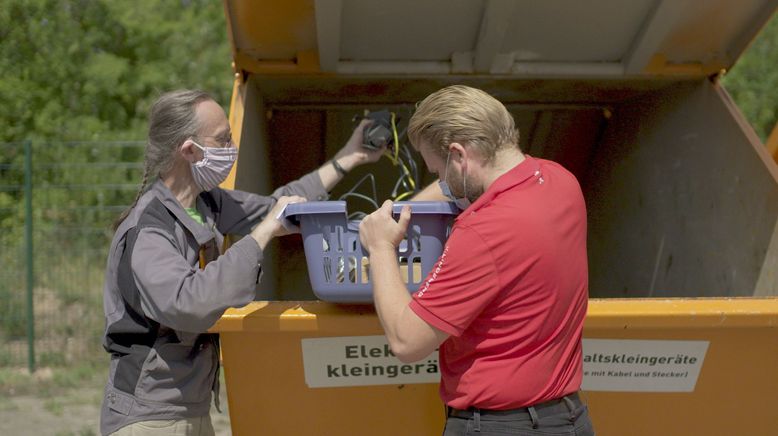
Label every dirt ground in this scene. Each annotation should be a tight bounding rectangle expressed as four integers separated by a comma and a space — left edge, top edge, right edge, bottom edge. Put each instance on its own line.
0, 370, 232, 436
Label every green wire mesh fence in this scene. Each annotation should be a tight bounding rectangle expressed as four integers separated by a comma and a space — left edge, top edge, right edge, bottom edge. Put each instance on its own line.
0, 141, 144, 371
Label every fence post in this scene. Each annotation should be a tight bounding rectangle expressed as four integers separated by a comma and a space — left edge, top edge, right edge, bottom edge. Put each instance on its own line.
24, 140, 35, 373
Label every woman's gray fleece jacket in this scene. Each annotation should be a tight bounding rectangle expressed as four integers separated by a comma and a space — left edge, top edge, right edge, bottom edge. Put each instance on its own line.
100, 172, 327, 435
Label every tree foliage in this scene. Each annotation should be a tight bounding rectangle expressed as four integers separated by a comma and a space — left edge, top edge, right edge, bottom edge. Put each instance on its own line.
722, 14, 778, 142
0, 1, 234, 365
0, 0, 232, 143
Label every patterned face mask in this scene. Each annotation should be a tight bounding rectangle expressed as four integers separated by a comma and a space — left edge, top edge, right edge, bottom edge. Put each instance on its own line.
189, 140, 238, 192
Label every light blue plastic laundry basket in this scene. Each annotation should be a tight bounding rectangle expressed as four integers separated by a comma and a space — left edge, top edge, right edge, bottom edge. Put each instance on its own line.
284, 201, 458, 303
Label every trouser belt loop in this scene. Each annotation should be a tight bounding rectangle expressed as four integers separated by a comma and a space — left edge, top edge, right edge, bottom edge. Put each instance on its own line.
473, 408, 481, 432
528, 406, 540, 429
562, 395, 576, 423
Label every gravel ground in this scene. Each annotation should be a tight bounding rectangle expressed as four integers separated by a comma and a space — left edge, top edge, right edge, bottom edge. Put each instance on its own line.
0, 369, 232, 436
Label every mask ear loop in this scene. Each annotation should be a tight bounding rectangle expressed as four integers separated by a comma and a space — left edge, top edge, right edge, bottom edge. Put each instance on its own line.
442, 148, 455, 184
444, 147, 469, 203
180, 139, 205, 165
460, 151, 468, 201
187, 138, 207, 151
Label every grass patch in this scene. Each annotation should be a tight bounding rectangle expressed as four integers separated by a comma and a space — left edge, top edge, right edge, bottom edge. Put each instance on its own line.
0, 361, 105, 398
0, 280, 27, 340
44, 397, 65, 415
52, 362, 104, 389
0, 394, 19, 412
0, 367, 35, 396
55, 428, 97, 436
55, 430, 97, 436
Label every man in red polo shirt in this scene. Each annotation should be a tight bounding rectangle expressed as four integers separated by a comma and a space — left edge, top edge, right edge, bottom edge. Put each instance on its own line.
359, 85, 594, 435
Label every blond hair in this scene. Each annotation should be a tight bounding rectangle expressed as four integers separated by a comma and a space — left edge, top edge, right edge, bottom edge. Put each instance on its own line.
407, 85, 519, 162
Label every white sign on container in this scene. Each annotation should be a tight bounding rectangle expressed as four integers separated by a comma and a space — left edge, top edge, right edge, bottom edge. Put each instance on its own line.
301, 335, 440, 388
582, 339, 709, 392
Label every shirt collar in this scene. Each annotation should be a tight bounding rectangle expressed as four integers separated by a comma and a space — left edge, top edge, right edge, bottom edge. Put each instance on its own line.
149, 179, 214, 245
456, 155, 540, 220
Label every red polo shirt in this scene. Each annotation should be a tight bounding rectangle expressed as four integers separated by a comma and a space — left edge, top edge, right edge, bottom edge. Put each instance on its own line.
409, 156, 588, 410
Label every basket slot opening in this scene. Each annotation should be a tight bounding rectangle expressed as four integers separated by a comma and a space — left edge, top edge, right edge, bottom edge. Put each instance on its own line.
322, 226, 331, 253
335, 226, 344, 252
347, 256, 358, 283
323, 256, 332, 283
349, 235, 358, 253
410, 256, 421, 284
360, 256, 369, 284
411, 224, 421, 252
398, 239, 408, 254
335, 256, 345, 283
399, 256, 408, 284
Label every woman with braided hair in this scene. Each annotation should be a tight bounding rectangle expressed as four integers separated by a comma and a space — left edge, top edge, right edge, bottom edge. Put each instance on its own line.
100, 89, 382, 435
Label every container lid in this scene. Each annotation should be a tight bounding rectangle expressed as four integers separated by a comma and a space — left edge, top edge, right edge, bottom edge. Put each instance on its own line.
224, 0, 775, 78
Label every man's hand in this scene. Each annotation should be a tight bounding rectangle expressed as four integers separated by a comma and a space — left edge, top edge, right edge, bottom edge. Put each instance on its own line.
333, 118, 385, 171
360, 200, 449, 362
359, 200, 411, 254
250, 195, 307, 249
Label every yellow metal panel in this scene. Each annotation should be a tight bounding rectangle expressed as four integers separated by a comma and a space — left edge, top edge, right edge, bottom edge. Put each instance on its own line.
767, 121, 778, 163
234, 50, 322, 75
215, 302, 443, 436
583, 298, 778, 436
212, 298, 778, 333
585, 297, 778, 328
213, 298, 778, 435
225, 0, 319, 75
220, 77, 245, 191
642, 53, 727, 76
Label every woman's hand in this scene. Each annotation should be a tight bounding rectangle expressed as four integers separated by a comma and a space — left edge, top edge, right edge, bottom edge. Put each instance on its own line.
250, 195, 307, 249
333, 118, 386, 171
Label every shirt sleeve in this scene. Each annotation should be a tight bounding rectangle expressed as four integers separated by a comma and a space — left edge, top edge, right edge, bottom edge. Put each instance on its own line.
211, 169, 329, 235
131, 226, 262, 333
409, 225, 500, 337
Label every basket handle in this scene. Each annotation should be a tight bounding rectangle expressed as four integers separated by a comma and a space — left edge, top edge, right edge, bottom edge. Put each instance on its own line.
392, 201, 459, 216
276, 203, 302, 234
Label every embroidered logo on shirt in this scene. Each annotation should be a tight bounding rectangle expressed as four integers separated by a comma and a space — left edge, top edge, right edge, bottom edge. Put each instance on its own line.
417, 244, 449, 298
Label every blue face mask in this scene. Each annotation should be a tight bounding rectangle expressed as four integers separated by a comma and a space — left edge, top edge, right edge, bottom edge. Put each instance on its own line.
438, 151, 471, 210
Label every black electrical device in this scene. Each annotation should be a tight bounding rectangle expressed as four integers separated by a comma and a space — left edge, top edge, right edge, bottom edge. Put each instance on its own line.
362, 110, 395, 150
